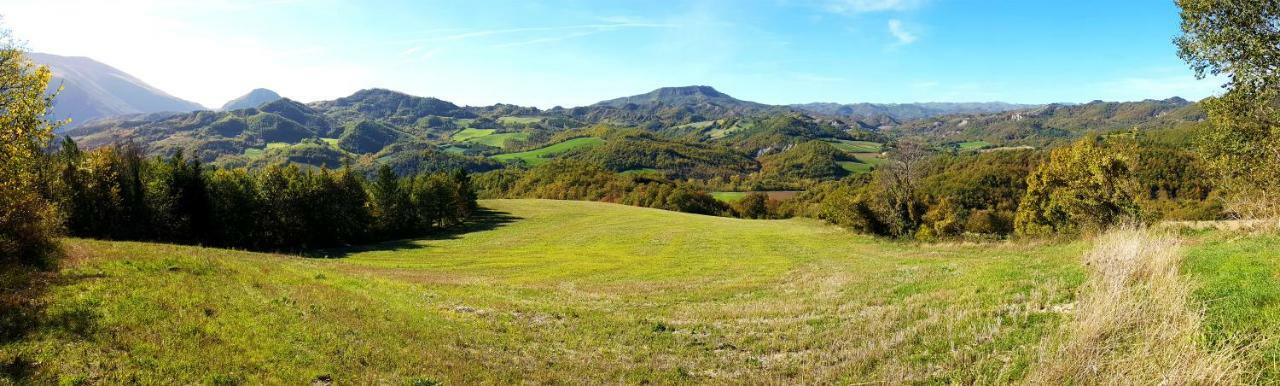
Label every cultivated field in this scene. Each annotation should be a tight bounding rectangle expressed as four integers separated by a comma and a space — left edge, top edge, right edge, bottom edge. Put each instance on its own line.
3, 200, 1274, 384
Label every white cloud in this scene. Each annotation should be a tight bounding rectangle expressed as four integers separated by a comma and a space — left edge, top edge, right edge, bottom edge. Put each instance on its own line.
887, 19, 917, 44
824, 0, 925, 14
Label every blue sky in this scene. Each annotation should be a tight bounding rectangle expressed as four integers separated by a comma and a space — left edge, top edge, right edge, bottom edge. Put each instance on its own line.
4, 0, 1223, 108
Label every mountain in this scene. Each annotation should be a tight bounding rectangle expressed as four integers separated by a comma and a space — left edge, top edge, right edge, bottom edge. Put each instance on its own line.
591, 85, 765, 109
791, 102, 1037, 122
887, 97, 1205, 145
556, 86, 786, 127
221, 88, 282, 111
63, 84, 1203, 185
28, 53, 205, 129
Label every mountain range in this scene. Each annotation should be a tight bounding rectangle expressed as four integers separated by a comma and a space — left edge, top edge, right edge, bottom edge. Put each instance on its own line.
29, 53, 205, 129
40, 53, 1208, 184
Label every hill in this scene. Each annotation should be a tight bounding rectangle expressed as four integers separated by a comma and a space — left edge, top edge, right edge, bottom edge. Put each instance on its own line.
221, 88, 282, 111
792, 101, 1036, 122
5, 199, 1090, 384
28, 53, 205, 128
558, 86, 787, 127
888, 98, 1205, 145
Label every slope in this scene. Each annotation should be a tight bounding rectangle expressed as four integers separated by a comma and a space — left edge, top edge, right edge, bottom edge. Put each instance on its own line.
3, 199, 1087, 384
28, 53, 205, 128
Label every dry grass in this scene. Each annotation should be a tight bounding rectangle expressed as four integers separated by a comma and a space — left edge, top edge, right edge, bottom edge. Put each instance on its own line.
1029, 228, 1244, 384
1159, 219, 1279, 233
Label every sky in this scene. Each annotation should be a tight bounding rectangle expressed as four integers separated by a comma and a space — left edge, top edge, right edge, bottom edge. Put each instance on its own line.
1, 0, 1225, 109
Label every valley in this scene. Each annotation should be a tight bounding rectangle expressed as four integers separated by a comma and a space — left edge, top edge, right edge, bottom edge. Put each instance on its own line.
3, 1, 1277, 383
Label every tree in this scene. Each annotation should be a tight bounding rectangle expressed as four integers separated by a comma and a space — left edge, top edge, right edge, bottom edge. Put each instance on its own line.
370, 165, 413, 237
0, 36, 62, 265
734, 192, 771, 219
876, 140, 929, 236
1014, 136, 1142, 236
1176, 0, 1280, 217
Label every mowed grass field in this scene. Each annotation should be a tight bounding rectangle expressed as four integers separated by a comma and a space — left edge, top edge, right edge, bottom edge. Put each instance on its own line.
491, 137, 604, 165
1, 199, 1093, 384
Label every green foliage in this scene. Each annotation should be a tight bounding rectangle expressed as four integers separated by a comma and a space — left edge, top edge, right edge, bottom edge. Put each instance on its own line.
731, 192, 776, 219
51, 142, 476, 250
338, 120, 402, 154
206, 116, 247, 137
318, 88, 474, 128
1177, 0, 1280, 217
1184, 232, 1280, 381
1015, 136, 1142, 236
377, 144, 504, 176
890, 99, 1204, 146
252, 139, 349, 169
758, 140, 854, 181
247, 112, 312, 143
569, 130, 757, 179
492, 137, 604, 166
450, 128, 495, 141
721, 112, 866, 154
479, 160, 729, 216
1176, 0, 1280, 98
0, 42, 62, 266
4, 199, 1089, 383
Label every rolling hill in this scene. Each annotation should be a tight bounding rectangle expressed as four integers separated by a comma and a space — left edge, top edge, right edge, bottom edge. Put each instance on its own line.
792, 101, 1037, 122
6, 199, 1091, 384
28, 53, 205, 129
887, 98, 1205, 145
54, 73, 1203, 187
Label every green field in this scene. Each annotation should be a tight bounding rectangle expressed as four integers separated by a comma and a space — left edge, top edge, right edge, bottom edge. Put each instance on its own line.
497, 116, 542, 125
837, 161, 874, 174
4, 199, 1093, 384
1184, 231, 1280, 380
491, 137, 604, 165
853, 153, 887, 165
450, 128, 496, 142
450, 128, 531, 148
242, 142, 304, 159
468, 132, 529, 148
709, 191, 747, 202
824, 139, 883, 153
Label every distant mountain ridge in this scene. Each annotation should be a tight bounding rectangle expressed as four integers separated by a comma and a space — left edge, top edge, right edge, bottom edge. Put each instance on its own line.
221, 88, 282, 111
887, 97, 1204, 144
29, 52, 205, 129
792, 101, 1037, 122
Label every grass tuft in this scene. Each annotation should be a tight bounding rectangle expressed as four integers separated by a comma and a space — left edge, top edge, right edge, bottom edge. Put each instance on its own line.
1030, 228, 1243, 384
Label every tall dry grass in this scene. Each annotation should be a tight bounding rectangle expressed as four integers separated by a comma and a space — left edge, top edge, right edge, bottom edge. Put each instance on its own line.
1029, 228, 1243, 385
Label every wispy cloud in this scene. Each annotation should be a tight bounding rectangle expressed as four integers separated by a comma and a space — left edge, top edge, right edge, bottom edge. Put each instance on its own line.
400, 22, 675, 45
823, 0, 925, 14
887, 19, 917, 44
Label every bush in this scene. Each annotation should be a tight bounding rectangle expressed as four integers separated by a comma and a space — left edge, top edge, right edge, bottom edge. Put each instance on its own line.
1015, 136, 1141, 236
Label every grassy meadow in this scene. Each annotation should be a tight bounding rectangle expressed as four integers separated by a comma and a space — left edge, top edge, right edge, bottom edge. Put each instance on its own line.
2, 199, 1097, 384
491, 137, 604, 165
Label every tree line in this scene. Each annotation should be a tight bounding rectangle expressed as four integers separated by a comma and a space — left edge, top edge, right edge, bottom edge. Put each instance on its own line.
49, 139, 478, 251
784, 134, 1223, 240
